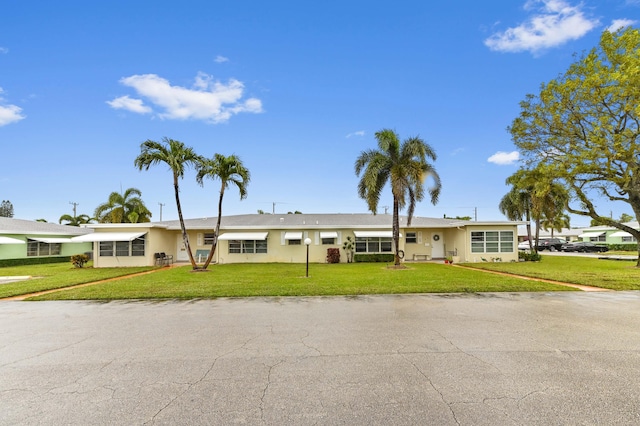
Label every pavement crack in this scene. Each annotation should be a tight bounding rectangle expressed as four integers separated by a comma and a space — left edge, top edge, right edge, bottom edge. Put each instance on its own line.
259, 359, 285, 423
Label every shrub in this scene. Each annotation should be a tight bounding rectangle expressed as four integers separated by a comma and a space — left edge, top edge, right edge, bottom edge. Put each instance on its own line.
354, 253, 395, 263
607, 244, 638, 252
326, 248, 341, 263
519, 251, 542, 262
71, 254, 89, 268
0, 256, 71, 268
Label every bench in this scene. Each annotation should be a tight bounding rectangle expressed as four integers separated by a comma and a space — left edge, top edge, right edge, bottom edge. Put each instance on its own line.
412, 254, 431, 261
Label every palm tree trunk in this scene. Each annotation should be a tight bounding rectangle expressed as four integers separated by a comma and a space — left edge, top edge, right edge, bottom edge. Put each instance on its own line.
393, 198, 401, 266
174, 175, 198, 269
202, 185, 225, 269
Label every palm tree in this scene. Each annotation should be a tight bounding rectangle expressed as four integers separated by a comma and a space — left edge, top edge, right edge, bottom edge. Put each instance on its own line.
499, 186, 534, 251
94, 188, 152, 223
134, 138, 201, 269
355, 129, 441, 266
196, 153, 251, 269
59, 213, 95, 226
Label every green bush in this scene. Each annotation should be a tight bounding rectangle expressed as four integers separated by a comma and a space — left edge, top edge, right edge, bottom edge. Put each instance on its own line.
71, 254, 90, 268
519, 251, 542, 262
354, 253, 395, 263
0, 256, 71, 268
607, 244, 638, 252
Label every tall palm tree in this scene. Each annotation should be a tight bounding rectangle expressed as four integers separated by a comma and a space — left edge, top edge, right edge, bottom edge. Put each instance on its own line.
59, 213, 94, 226
134, 137, 201, 269
499, 186, 534, 251
355, 129, 441, 266
196, 153, 251, 269
94, 188, 151, 223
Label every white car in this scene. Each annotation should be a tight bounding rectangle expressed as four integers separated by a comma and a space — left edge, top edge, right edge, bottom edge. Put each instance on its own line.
518, 241, 535, 250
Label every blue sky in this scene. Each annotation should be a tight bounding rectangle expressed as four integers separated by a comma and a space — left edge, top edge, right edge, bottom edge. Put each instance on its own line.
1, 0, 639, 227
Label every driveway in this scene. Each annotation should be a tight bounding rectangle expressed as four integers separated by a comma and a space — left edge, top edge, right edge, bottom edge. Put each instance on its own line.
1, 293, 640, 425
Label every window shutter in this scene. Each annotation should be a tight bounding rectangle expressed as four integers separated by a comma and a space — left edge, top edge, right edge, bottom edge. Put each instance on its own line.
418, 231, 422, 244
197, 233, 203, 246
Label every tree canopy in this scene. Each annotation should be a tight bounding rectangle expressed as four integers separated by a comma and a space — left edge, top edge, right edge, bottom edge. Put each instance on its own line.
0, 200, 14, 218
94, 187, 151, 223
509, 27, 640, 262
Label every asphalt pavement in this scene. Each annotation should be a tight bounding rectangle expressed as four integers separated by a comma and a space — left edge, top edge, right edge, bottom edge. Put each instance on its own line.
1, 293, 640, 425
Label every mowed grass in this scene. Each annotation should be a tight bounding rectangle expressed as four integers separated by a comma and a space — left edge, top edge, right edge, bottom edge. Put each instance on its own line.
466, 255, 640, 291
0, 262, 154, 299
27, 262, 573, 301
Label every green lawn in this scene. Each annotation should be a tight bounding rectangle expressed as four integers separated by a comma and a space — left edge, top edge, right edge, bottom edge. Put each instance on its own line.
465, 255, 640, 291
27, 262, 575, 300
0, 262, 154, 299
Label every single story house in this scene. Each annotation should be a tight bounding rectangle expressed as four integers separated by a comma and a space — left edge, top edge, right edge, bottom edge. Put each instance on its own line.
80, 213, 523, 267
576, 221, 639, 245
517, 226, 584, 243
0, 217, 93, 261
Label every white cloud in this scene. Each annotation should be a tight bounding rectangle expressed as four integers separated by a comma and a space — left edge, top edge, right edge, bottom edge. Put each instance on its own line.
0, 88, 25, 126
0, 47, 8, 54
346, 130, 365, 138
106, 95, 152, 114
485, 0, 599, 53
108, 72, 263, 123
214, 55, 229, 63
488, 151, 520, 165
607, 19, 637, 32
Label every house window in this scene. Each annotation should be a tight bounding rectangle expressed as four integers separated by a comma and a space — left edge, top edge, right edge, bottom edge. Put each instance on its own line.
229, 240, 268, 254
622, 236, 637, 243
355, 237, 393, 253
590, 235, 606, 242
471, 231, 514, 253
406, 232, 417, 244
26, 240, 61, 257
204, 233, 215, 245
321, 237, 336, 245
288, 239, 301, 245
99, 236, 146, 257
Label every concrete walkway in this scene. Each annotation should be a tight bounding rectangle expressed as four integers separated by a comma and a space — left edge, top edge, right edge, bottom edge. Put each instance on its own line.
2, 292, 640, 425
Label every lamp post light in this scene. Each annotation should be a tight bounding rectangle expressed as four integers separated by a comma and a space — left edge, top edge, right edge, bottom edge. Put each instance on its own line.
304, 237, 312, 277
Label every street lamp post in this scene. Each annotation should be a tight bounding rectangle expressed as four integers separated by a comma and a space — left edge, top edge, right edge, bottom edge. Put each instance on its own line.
304, 237, 312, 277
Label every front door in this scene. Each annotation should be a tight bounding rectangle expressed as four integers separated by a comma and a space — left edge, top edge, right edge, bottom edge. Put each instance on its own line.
176, 234, 189, 261
431, 233, 445, 258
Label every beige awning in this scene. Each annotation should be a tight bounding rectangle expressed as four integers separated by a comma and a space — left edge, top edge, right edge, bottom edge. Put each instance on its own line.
0, 236, 25, 245
284, 232, 303, 240
71, 232, 146, 242
218, 232, 268, 241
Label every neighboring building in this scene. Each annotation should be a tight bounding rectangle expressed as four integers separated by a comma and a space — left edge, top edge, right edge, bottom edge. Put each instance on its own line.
517, 226, 584, 243
79, 213, 523, 267
576, 221, 639, 245
0, 217, 92, 261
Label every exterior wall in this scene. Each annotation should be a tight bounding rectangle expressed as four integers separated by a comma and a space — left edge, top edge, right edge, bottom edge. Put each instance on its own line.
92, 228, 168, 268
461, 224, 519, 263
0, 234, 91, 260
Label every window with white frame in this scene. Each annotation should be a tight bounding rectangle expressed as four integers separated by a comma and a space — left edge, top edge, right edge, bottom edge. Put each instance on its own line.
406, 232, 417, 244
321, 237, 336, 245
471, 231, 514, 253
622, 235, 637, 243
99, 236, 146, 257
589, 235, 606, 242
26, 240, 62, 257
204, 233, 215, 245
288, 239, 301, 245
229, 239, 268, 254
355, 237, 392, 253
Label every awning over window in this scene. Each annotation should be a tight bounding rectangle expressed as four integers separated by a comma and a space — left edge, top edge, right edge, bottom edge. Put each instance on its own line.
29, 237, 75, 244
0, 236, 25, 245
610, 231, 633, 238
320, 231, 338, 239
578, 231, 605, 239
71, 232, 146, 242
284, 232, 303, 240
354, 231, 400, 238
218, 232, 268, 241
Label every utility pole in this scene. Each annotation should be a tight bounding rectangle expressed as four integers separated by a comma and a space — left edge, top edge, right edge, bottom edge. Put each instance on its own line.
69, 201, 78, 218
158, 203, 165, 221
474, 207, 477, 221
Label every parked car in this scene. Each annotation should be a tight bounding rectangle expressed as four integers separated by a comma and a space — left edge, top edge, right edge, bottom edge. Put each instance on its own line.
536, 238, 565, 251
560, 241, 609, 253
518, 240, 535, 250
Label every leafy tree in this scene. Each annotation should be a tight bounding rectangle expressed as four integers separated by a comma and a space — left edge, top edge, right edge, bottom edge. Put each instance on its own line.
59, 213, 95, 226
196, 153, 250, 269
0, 200, 14, 217
355, 129, 441, 265
541, 212, 570, 238
135, 137, 200, 269
94, 188, 151, 223
499, 185, 534, 251
444, 215, 472, 220
510, 27, 640, 264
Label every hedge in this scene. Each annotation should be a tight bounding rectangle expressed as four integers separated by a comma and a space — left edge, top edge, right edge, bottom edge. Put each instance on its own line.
354, 253, 395, 263
0, 256, 71, 268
